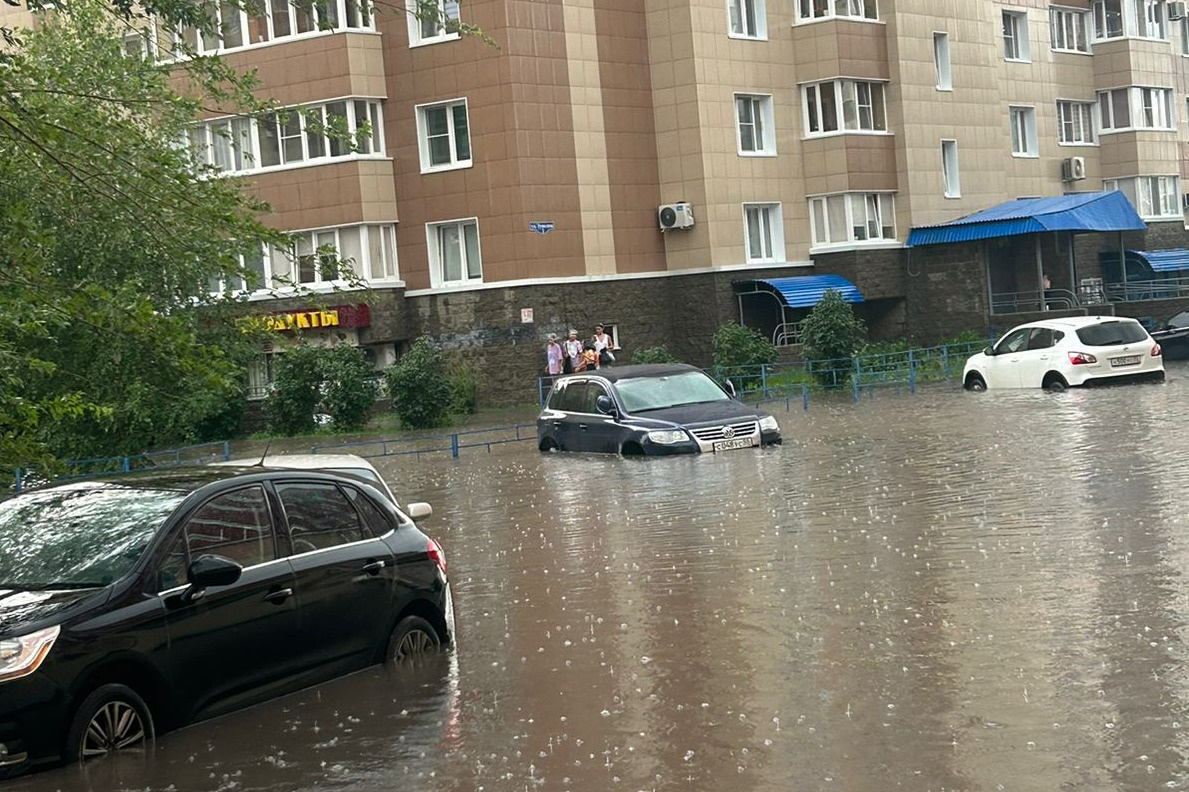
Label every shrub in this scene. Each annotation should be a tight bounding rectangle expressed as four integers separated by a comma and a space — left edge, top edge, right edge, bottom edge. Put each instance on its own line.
321, 344, 376, 431
631, 346, 678, 364
264, 344, 324, 436
712, 322, 776, 390
384, 337, 453, 429
450, 357, 479, 415
800, 290, 866, 386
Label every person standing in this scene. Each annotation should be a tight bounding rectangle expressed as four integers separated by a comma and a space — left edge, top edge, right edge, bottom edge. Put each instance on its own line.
563, 329, 583, 374
591, 323, 614, 366
545, 333, 564, 377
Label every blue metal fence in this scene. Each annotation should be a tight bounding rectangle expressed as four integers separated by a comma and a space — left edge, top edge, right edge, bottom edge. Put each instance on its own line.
309, 424, 538, 459
10, 441, 231, 494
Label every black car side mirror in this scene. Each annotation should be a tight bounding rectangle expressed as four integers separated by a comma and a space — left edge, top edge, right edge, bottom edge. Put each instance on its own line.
595, 394, 618, 417
183, 554, 243, 603
723, 380, 737, 398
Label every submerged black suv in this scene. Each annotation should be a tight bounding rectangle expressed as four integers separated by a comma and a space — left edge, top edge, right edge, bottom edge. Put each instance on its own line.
0, 467, 453, 776
537, 363, 782, 455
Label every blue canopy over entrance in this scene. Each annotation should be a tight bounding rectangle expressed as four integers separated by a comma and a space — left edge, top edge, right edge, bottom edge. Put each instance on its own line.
735, 274, 865, 308
906, 191, 1145, 247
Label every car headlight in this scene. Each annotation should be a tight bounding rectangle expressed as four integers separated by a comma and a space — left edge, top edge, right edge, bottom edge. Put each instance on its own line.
759, 415, 780, 432
646, 430, 688, 445
0, 625, 60, 684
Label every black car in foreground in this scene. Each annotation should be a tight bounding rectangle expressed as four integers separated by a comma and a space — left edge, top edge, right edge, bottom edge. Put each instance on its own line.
0, 467, 454, 777
537, 363, 782, 455
1151, 310, 1189, 360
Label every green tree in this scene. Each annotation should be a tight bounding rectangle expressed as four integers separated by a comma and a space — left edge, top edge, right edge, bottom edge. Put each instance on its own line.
712, 322, 776, 391
631, 346, 678, 364
264, 345, 325, 436
800, 289, 867, 386
321, 344, 376, 431
384, 338, 453, 430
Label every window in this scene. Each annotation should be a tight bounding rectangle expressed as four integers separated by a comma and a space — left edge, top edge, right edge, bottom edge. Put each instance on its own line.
1135, 0, 1168, 38
933, 32, 952, 90
1104, 176, 1180, 218
277, 483, 366, 552
796, 0, 878, 22
406, 0, 459, 46
743, 203, 784, 263
427, 218, 481, 287
158, 0, 372, 58
1009, 106, 1038, 156
728, 0, 767, 38
1093, 0, 1124, 37
1097, 87, 1174, 130
809, 193, 895, 248
177, 487, 276, 575
1003, 10, 1030, 61
1093, 0, 1167, 38
1057, 101, 1097, 144
1050, 6, 1089, 51
416, 99, 471, 171
213, 224, 396, 294
941, 139, 960, 197
735, 94, 775, 155
802, 80, 887, 135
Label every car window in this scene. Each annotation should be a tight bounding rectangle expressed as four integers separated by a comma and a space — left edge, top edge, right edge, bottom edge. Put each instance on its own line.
583, 382, 609, 413
1075, 320, 1149, 346
1026, 328, 1055, 350
277, 483, 366, 553
343, 485, 393, 537
614, 371, 730, 412
555, 381, 590, 413
184, 486, 277, 569
995, 328, 1031, 354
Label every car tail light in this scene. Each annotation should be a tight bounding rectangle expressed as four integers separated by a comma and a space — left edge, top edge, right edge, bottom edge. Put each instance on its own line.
1152, 343, 1162, 357
427, 539, 447, 575
1067, 351, 1097, 365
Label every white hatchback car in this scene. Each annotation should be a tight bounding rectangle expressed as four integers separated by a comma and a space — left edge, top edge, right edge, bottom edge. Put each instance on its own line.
963, 316, 1165, 391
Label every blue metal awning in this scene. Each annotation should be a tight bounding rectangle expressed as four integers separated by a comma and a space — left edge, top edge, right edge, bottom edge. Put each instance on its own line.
906, 191, 1146, 247
735, 275, 864, 308
1128, 248, 1189, 272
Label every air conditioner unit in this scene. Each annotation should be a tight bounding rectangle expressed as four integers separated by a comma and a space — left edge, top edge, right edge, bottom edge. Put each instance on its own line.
658, 202, 694, 232
1170, 1, 1186, 20
1061, 156, 1087, 182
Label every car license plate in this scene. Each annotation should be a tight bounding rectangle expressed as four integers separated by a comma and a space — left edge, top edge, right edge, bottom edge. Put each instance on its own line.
1110, 355, 1140, 367
712, 437, 758, 452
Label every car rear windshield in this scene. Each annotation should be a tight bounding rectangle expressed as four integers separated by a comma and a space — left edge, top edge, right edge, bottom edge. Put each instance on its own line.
615, 371, 730, 413
1075, 321, 1149, 347
0, 486, 185, 589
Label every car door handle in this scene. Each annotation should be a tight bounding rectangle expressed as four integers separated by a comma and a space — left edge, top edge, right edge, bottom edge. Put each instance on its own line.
579, 424, 588, 431
263, 587, 293, 604
361, 560, 386, 575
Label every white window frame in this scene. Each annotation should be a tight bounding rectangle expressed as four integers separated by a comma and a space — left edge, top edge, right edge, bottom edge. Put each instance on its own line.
734, 93, 776, 156
406, 0, 460, 47
157, 0, 374, 60
1009, 105, 1039, 157
808, 192, 896, 249
795, 0, 878, 23
1097, 86, 1175, 131
415, 98, 472, 173
1104, 176, 1181, 219
941, 139, 961, 198
1093, 0, 1168, 39
1050, 6, 1090, 52
802, 79, 888, 137
214, 224, 398, 294
426, 217, 482, 288
1181, 16, 1189, 54
933, 32, 952, 91
727, 0, 767, 39
1003, 10, 1031, 61
1057, 100, 1097, 144
742, 203, 784, 263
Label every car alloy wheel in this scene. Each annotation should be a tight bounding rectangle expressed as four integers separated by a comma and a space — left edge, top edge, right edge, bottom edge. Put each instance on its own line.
81, 701, 147, 758
387, 615, 441, 666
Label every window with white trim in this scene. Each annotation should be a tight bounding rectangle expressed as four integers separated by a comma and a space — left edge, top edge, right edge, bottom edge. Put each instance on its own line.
1003, 10, 1030, 61
809, 193, 895, 248
796, 0, 877, 22
933, 32, 952, 90
1097, 86, 1174, 131
1181, 15, 1189, 53
427, 218, 481, 287
1057, 100, 1097, 144
406, 0, 460, 46
728, 0, 767, 38
159, 0, 373, 58
1093, 0, 1168, 39
1050, 6, 1090, 51
416, 99, 471, 172
802, 80, 887, 136
941, 139, 960, 197
1136, 0, 1168, 38
735, 94, 775, 155
743, 203, 784, 263
1104, 176, 1180, 218
1009, 106, 1038, 156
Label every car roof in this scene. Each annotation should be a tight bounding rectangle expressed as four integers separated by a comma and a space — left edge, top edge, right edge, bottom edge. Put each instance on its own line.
211, 453, 379, 471
1012, 315, 1143, 332
555, 363, 701, 384
25, 466, 351, 496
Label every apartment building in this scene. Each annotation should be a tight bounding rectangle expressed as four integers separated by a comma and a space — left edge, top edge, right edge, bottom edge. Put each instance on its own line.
11, 0, 1189, 403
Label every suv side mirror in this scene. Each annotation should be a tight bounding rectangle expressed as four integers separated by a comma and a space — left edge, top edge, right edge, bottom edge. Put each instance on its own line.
723, 380, 737, 398
595, 394, 617, 416
183, 554, 242, 602
406, 502, 433, 520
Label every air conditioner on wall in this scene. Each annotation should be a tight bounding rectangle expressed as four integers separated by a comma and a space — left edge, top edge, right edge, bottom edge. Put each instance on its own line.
1061, 156, 1087, 182
1171, 1, 1186, 20
658, 202, 695, 232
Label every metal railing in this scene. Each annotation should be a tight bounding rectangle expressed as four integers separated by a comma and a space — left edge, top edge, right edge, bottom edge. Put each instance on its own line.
310, 424, 538, 459
1104, 277, 1189, 303
990, 288, 1077, 314
773, 321, 805, 347
10, 441, 232, 494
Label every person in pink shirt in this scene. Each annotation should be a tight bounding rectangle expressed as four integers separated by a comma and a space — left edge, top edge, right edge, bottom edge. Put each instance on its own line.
545, 333, 564, 376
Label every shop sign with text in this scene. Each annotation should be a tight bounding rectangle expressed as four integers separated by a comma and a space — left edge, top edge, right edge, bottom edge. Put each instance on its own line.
262, 304, 371, 332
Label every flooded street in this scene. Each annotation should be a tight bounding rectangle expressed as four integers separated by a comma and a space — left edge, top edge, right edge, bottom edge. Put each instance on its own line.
15, 365, 1189, 791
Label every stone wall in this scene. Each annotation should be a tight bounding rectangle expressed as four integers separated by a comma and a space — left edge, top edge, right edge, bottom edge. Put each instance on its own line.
902, 242, 989, 343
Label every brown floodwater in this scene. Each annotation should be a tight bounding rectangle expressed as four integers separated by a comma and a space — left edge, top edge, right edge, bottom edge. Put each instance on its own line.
13, 364, 1189, 791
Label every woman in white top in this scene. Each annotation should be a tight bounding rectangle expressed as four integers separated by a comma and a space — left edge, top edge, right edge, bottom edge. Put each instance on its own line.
591, 324, 614, 365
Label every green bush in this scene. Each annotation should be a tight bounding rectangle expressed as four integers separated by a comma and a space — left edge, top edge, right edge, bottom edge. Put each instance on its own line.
264, 344, 324, 435
800, 290, 867, 386
631, 346, 678, 364
712, 322, 775, 390
384, 337, 453, 429
321, 344, 376, 431
450, 357, 479, 415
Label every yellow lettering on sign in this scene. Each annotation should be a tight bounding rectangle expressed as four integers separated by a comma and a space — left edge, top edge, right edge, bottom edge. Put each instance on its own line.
256, 308, 344, 332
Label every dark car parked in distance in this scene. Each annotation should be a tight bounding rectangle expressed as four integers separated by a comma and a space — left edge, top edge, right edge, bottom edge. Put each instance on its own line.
537, 363, 782, 455
0, 467, 453, 777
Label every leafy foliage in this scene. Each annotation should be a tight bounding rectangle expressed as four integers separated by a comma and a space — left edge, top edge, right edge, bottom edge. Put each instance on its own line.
320, 344, 376, 431
383, 338, 453, 430
630, 346, 679, 364
711, 323, 776, 390
800, 290, 867, 385
450, 358, 479, 416
264, 345, 324, 436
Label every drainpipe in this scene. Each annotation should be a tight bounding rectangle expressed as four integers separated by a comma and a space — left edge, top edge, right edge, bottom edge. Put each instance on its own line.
1035, 235, 1044, 311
